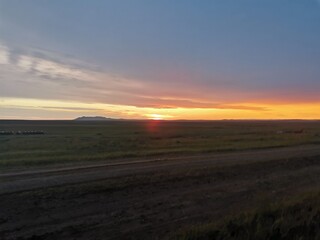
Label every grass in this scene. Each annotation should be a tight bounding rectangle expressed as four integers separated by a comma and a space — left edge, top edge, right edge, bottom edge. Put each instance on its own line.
175, 191, 320, 240
0, 120, 320, 168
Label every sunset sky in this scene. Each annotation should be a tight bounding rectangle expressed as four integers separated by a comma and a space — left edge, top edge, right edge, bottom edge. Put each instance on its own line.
1, 0, 320, 120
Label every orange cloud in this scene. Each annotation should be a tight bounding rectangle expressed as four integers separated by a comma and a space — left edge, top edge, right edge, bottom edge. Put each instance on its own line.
1, 97, 320, 120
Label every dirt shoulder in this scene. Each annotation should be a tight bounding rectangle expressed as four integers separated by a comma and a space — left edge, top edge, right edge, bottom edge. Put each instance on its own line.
1, 144, 320, 194
0, 145, 320, 239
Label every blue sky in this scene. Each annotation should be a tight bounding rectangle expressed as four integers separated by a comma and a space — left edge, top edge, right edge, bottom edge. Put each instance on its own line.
0, 0, 320, 119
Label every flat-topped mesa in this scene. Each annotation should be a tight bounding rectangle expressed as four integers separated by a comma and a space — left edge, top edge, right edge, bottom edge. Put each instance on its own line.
74, 116, 113, 121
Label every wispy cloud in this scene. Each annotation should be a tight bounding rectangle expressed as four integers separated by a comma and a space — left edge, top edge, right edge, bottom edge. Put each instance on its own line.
0, 41, 151, 104
0, 40, 318, 120
0, 43, 9, 64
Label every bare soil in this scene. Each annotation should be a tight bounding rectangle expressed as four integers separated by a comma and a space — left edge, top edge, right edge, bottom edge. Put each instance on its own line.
0, 145, 320, 240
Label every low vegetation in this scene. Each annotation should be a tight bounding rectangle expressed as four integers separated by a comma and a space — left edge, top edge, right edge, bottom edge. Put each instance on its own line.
175, 192, 320, 240
0, 120, 320, 168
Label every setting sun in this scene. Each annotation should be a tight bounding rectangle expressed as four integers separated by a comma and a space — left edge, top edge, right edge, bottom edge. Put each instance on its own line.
148, 114, 165, 120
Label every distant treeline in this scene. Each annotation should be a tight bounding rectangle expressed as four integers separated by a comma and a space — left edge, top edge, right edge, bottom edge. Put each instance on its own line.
0, 131, 45, 135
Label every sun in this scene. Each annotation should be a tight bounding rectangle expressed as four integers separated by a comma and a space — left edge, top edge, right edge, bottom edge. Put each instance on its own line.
148, 114, 164, 120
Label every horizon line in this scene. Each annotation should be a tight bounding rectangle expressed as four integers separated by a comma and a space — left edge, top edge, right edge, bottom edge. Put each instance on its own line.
0, 118, 319, 122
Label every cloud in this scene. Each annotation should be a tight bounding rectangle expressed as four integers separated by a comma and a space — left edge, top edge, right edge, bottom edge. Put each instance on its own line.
16, 51, 97, 83
0, 40, 318, 115
0, 43, 9, 64
17, 55, 34, 70
39, 106, 104, 112
0, 41, 150, 101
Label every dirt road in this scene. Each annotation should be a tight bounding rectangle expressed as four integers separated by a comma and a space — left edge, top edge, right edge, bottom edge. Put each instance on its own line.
1, 145, 320, 239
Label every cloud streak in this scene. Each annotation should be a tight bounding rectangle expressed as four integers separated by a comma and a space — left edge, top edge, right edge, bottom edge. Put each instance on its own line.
0, 40, 319, 120
0, 43, 9, 64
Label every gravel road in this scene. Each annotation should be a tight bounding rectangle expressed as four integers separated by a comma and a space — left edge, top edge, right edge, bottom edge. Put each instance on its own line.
1, 145, 320, 239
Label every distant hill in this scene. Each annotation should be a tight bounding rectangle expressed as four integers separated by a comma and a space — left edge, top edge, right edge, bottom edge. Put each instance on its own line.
74, 116, 113, 121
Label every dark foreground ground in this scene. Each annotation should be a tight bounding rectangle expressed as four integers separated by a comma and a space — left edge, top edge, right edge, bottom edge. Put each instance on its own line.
1, 145, 320, 240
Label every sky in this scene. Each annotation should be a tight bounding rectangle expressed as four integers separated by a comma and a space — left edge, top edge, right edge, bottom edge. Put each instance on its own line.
0, 0, 320, 120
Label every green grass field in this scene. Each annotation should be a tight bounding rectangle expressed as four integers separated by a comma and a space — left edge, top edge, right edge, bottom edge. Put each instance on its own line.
1, 120, 320, 168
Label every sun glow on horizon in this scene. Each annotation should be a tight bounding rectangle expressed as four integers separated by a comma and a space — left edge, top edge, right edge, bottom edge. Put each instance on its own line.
1, 97, 320, 120
147, 114, 165, 120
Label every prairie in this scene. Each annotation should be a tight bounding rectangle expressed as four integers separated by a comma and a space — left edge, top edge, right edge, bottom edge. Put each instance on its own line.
0, 120, 320, 239
0, 120, 319, 169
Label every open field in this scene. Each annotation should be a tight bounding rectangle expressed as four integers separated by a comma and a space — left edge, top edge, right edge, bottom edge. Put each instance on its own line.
0, 120, 320, 169
0, 120, 320, 239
